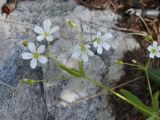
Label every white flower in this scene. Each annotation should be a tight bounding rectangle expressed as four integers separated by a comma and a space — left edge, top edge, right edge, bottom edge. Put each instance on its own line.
72, 44, 94, 62
34, 19, 59, 42
148, 41, 160, 58
22, 42, 48, 69
93, 32, 112, 54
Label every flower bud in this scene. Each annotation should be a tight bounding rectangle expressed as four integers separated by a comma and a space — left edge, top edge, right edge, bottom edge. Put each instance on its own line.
114, 60, 124, 65
146, 34, 153, 41
22, 40, 28, 47
66, 19, 77, 28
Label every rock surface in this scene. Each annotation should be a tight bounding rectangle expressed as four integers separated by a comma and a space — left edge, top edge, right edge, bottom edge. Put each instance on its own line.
0, 0, 139, 120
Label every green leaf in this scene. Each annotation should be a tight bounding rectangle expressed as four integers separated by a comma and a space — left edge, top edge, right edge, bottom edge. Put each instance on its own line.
59, 63, 81, 77
147, 116, 155, 120
148, 67, 160, 85
120, 89, 154, 116
152, 91, 159, 113
78, 60, 85, 77
147, 112, 160, 120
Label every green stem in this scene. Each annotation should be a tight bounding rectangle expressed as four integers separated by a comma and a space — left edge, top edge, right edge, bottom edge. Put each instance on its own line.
145, 59, 155, 111
83, 75, 160, 119
124, 63, 144, 69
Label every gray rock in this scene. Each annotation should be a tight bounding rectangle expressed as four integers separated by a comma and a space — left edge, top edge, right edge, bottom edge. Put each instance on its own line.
0, 0, 140, 120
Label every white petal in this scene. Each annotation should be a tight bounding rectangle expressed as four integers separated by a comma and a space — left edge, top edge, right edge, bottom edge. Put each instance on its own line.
85, 44, 90, 49
38, 56, 48, 64
97, 46, 103, 54
34, 26, 44, 34
37, 35, 45, 41
157, 46, 160, 51
22, 52, 33, 59
101, 33, 113, 41
50, 26, 59, 33
46, 35, 53, 41
97, 32, 102, 38
73, 46, 81, 51
102, 42, 110, 51
72, 51, 81, 59
87, 49, 94, 56
28, 42, 36, 53
149, 53, 155, 58
153, 41, 158, 47
30, 58, 37, 69
37, 45, 45, 54
147, 45, 152, 51
82, 53, 88, 62
43, 19, 51, 32
156, 52, 160, 58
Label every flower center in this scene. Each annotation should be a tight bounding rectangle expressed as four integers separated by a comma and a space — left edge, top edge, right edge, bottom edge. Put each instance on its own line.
80, 45, 86, 52
151, 48, 157, 54
44, 32, 50, 37
96, 38, 101, 44
34, 53, 40, 59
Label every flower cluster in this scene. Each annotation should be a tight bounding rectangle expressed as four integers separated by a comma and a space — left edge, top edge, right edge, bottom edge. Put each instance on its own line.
72, 32, 112, 62
22, 19, 59, 69
148, 41, 160, 59
22, 19, 113, 68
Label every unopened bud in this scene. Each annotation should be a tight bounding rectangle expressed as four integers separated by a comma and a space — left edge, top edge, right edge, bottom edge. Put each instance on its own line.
131, 59, 137, 64
146, 34, 153, 41
22, 40, 28, 47
66, 18, 77, 28
114, 60, 124, 65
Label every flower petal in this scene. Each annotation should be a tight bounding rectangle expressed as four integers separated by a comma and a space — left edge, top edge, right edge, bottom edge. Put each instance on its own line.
156, 52, 160, 58
38, 56, 48, 64
87, 49, 94, 56
97, 32, 101, 38
102, 42, 110, 51
37, 45, 45, 54
50, 26, 59, 33
147, 45, 152, 51
72, 51, 81, 59
82, 53, 88, 62
97, 46, 103, 54
30, 58, 37, 69
28, 42, 36, 53
157, 46, 160, 51
46, 35, 53, 41
34, 26, 44, 34
85, 44, 90, 49
149, 53, 155, 58
73, 46, 81, 51
153, 41, 158, 47
22, 52, 33, 59
43, 19, 51, 32
37, 35, 45, 41
101, 33, 113, 41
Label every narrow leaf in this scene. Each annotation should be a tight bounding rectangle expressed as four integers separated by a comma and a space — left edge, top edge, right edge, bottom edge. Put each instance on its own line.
59, 63, 81, 77
120, 89, 154, 116
152, 91, 159, 113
